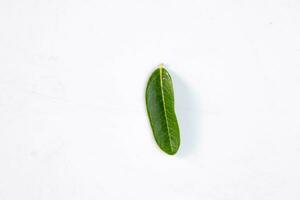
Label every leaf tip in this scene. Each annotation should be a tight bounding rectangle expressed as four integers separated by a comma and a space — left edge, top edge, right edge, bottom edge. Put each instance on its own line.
165, 149, 179, 155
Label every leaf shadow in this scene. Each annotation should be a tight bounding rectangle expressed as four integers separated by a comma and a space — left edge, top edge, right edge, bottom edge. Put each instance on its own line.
169, 70, 201, 157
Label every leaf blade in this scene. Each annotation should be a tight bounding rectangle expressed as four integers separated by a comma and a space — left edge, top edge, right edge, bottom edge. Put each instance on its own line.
146, 64, 180, 155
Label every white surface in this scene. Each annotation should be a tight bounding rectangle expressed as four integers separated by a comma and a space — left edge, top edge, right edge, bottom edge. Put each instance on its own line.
1, 0, 300, 199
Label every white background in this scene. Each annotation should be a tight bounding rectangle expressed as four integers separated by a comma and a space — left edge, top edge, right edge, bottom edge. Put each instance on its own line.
1, 0, 300, 199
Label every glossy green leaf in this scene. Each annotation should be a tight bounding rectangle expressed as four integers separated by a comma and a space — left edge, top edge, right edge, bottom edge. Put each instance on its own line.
145, 64, 180, 155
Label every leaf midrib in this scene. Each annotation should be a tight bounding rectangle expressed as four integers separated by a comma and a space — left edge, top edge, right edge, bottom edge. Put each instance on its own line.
159, 66, 173, 152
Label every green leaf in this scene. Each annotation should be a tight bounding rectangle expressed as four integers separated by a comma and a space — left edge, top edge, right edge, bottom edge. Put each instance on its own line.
145, 64, 180, 155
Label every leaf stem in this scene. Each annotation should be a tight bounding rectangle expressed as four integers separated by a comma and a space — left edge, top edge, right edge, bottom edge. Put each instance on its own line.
158, 63, 165, 69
